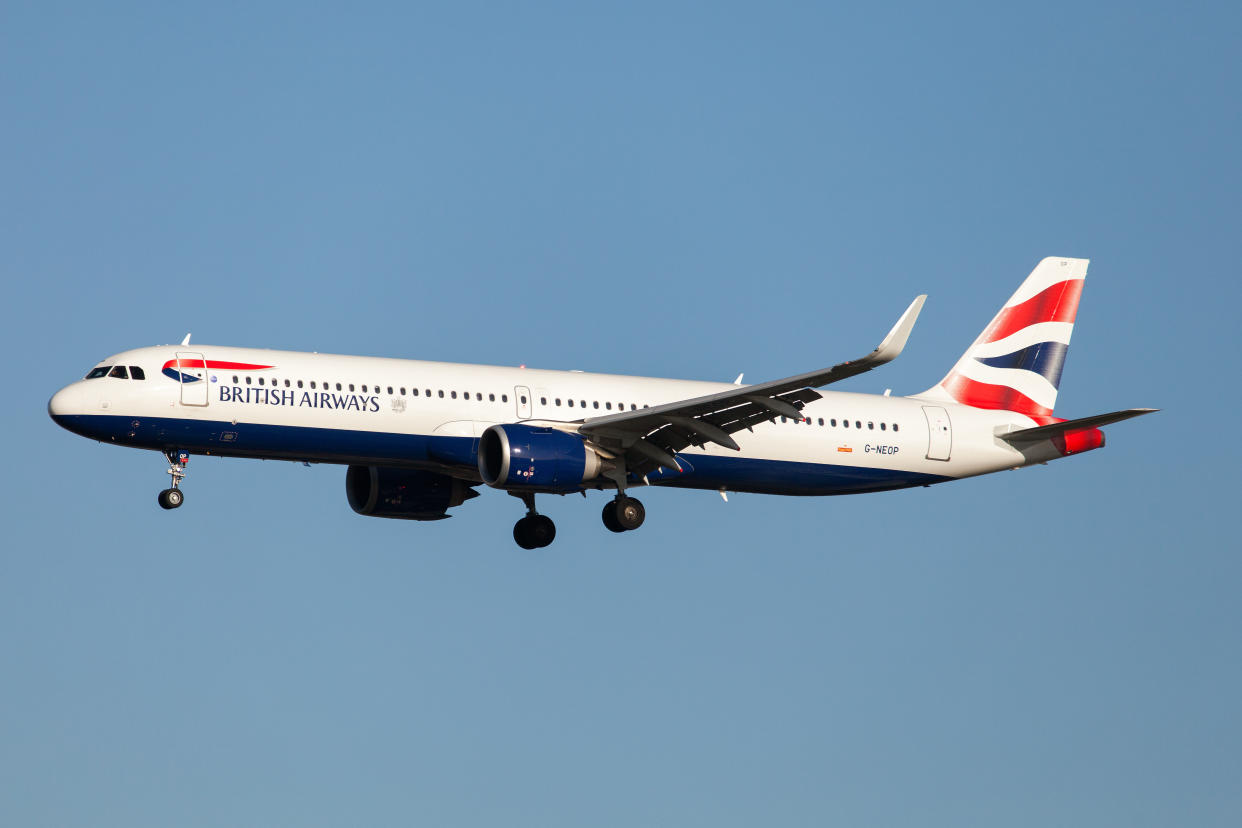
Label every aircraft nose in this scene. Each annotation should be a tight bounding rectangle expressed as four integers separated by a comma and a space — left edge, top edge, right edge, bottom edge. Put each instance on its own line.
48, 383, 85, 425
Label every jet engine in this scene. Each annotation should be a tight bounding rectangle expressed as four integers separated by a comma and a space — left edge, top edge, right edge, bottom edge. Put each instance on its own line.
346, 466, 478, 520
478, 424, 603, 493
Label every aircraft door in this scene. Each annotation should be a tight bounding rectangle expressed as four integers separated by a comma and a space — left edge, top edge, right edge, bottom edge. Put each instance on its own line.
176, 351, 209, 406
514, 385, 532, 419
923, 406, 951, 460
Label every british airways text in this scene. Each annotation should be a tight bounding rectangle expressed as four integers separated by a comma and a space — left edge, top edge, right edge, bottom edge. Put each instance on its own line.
218, 385, 381, 412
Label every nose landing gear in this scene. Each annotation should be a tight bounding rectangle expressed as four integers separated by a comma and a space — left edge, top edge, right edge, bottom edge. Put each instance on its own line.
158, 450, 188, 510
510, 492, 556, 549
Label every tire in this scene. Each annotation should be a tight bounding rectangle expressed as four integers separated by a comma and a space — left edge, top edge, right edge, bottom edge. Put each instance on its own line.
158, 489, 183, 510
529, 514, 556, 548
602, 502, 626, 533
615, 496, 645, 531
513, 518, 538, 550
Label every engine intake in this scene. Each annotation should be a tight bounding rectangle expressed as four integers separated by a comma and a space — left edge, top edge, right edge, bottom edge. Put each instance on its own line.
346, 466, 477, 521
478, 424, 602, 492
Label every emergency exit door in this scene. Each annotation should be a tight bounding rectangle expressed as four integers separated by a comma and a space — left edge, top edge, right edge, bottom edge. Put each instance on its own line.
923, 405, 952, 461
176, 352, 209, 406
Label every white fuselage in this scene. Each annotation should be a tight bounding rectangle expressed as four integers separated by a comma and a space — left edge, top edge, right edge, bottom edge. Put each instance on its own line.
49, 344, 1050, 497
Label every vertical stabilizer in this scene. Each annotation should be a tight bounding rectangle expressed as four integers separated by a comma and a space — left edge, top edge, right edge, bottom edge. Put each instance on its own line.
919, 257, 1088, 420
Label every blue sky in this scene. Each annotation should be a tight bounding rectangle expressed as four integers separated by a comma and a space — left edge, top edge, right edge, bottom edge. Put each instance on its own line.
2, 2, 1239, 825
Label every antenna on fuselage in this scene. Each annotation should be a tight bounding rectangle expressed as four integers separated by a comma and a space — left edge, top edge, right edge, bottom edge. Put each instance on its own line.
181, 333, 192, 346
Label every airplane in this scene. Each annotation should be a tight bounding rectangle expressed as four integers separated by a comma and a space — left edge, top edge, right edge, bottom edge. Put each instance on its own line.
48, 257, 1154, 548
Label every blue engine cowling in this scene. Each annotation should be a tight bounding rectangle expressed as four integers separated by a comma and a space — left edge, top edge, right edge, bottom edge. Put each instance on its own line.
346, 466, 478, 521
478, 424, 603, 493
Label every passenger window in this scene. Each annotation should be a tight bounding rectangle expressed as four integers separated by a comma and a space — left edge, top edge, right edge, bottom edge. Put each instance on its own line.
502, 394, 508, 402
568, 399, 574, 407
880, 422, 887, 431
233, 375, 239, 383
632, 404, 638, 410
520, 395, 527, 404
868, 422, 874, 430
245, 376, 252, 385
476, 393, 482, 401
284, 379, 290, 387
85, 367, 110, 379
109, 366, 128, 379
349, 384, 355, 392
310, 381, 317, 389
843, 420, 849, 428
336, 383, 342, 391
488, 393, 495, 402
580, 400, 586, 408
259, 377, 265, 385
130, 366, 146, 380
540, 397, 547, 405
298, 380, 304, 388
831, 418, 837, 426
855, 421, 862, 429
555, 398, 561, 406
781, 416, 787, 423
606, 402, 612, 410
893, 423, 899, 432
438, 390, 444, 398
818, 418, 824, 426
451, 391, 457, 399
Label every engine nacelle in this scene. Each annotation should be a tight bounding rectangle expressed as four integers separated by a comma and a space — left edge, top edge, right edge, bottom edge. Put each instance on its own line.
346, 465, 477, 521
478, 424, 603, 493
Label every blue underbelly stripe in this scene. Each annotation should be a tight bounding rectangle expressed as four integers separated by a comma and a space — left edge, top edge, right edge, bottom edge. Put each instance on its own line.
52, 414, 951, 495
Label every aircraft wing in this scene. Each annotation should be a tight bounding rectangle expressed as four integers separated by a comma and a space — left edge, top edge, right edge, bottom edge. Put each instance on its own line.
578, 295, 927, 475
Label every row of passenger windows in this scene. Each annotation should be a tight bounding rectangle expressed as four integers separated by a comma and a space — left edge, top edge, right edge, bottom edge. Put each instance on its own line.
230, 374, 651, 411
227, 374, 900, 430
84, 365, 901, 432
780, 415, 899, 432
234, 374, 526, 404
85, 366, 146, 380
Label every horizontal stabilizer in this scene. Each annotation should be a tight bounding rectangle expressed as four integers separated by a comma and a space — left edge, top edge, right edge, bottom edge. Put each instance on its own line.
1000, 408, 1158, 443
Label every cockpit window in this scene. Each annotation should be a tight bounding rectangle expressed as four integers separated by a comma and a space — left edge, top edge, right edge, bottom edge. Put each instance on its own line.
129, 366, 146, 380
109, 366, 129, 379
85, 367, 110, 379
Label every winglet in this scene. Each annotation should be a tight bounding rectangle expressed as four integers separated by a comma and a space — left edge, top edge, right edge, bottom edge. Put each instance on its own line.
868, 295, 926, 366
181, 333, 192, 346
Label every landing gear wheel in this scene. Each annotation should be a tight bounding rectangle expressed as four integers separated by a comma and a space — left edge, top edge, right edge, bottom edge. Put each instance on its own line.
614, 496, 645, 531
602, 502, 626, 533
514, 514, 556, 549
158, 488, 184, 510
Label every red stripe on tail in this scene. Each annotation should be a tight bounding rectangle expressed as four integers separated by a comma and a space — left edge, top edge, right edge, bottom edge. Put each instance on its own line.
980, 279, 1084, 344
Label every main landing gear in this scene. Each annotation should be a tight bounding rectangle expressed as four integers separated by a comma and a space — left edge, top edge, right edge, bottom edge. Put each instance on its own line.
602, 495, 645, 533
158, 450, 187, 510
511, 492, 556, 549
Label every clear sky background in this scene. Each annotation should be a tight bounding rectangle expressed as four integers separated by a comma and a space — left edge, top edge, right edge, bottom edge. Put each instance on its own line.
2, 2, 1239, 825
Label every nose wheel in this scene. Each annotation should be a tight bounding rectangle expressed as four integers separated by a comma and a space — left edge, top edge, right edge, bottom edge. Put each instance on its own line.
158, 488, 184, 509
603, 495, 645, 532
158, 450, 188, 510
510, 492, 556, 549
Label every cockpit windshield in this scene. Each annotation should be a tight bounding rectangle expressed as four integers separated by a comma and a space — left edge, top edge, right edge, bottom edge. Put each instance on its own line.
85, 367, 109, 379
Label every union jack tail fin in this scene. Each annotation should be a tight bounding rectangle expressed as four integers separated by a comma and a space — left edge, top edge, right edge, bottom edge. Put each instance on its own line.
920, 257, 1088, 420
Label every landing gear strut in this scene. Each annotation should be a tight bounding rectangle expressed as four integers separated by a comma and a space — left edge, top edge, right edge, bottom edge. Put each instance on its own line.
158, 450, 187, 510
602, 495, 645, 532
510, 492, 556, 549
